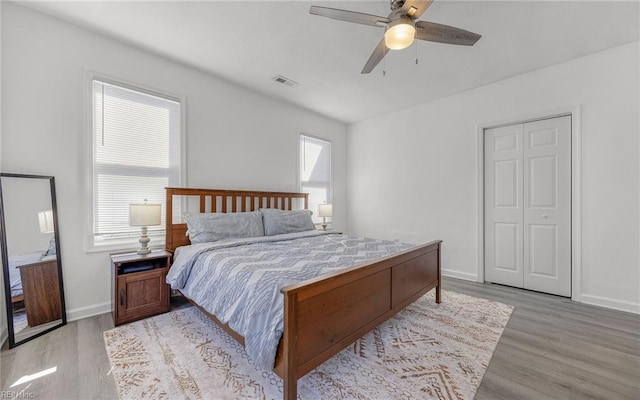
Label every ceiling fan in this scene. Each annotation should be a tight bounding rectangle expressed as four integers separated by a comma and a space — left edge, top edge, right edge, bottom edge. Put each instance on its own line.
310, 0, 481, 74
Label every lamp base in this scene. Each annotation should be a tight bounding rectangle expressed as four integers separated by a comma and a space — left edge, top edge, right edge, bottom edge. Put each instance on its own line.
137, 226, 151, 255
321, 223, 328, 231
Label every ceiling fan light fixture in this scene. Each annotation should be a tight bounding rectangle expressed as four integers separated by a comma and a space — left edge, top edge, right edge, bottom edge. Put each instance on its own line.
384, 17, 416, 50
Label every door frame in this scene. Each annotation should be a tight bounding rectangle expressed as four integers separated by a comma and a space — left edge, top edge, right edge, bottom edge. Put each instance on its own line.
476, 106, 582, 302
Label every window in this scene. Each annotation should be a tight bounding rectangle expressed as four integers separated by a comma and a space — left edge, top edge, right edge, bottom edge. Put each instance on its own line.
90, 78, 182, 249
299, 134, 331, 223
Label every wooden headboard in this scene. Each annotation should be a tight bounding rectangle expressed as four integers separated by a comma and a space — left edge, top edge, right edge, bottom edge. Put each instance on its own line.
165, 187, 309, 252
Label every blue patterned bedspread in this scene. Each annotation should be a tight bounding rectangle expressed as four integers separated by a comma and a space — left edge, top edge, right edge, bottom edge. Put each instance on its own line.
166, 230, 414, 370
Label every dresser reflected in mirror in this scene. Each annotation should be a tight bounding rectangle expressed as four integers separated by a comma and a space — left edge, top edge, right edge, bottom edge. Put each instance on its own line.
0, 173, 66, 348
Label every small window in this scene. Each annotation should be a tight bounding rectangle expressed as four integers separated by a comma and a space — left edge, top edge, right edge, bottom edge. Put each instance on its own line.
90, 78, 182, 249
299, 134, 331, 223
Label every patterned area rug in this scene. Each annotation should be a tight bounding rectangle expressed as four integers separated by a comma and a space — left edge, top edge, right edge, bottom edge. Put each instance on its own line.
104, 290, 513, 399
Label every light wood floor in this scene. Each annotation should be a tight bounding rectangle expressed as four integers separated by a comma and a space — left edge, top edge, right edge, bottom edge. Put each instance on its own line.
1, 277, 638, 399
445, 279, 640, 400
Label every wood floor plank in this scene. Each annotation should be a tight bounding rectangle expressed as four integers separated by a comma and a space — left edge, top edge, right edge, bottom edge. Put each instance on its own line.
1, 277, 638, 399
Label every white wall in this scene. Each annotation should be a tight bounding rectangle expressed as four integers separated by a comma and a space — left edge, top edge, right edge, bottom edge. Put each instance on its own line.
348, 42, 639, 314
1, 3, 347, 321
2, 177, 54, 255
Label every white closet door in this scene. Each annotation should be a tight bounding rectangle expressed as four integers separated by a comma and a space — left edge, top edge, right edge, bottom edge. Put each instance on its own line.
484, 115, 571, 297
523, 116, 572, 296
484, 124, 524, 288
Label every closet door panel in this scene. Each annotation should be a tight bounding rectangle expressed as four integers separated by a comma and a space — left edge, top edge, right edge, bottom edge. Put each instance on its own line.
523, 116, 572, 296
484, 124, 524, 288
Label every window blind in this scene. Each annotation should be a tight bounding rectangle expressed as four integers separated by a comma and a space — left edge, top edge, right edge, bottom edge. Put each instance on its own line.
92, 79, 181, 243
300, 134, 331, 223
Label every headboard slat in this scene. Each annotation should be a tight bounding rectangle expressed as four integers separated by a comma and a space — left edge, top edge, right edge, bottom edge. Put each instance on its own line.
199, 195, 206, 212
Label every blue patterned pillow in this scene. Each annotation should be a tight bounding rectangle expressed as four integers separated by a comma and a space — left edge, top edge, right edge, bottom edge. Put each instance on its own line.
260, 208, 315, 236
184, 211, 264, 244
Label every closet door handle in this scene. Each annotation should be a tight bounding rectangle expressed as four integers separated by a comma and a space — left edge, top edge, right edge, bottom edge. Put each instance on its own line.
119, 289, 125, 307
540, 214, 548, 219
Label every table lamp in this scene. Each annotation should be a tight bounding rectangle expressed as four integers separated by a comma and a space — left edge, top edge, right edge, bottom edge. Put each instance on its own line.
129, 199, 161, 255
38, 210, 54, 234
318, 203, 333, 231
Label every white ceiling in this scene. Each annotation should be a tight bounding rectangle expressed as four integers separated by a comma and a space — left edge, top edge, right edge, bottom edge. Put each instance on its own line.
15, 0, 640, 123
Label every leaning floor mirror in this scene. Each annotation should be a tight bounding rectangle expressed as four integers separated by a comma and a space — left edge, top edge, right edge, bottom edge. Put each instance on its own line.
0, 173, 66, 348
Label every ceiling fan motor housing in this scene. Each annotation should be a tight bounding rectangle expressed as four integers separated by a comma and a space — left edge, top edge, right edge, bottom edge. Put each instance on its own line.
390, 0, 407, 11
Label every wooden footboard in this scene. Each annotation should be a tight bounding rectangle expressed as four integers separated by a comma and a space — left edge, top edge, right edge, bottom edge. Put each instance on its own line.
277, 240, 441, 399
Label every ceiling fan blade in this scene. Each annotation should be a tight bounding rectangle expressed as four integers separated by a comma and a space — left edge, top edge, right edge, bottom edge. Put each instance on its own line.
415, 21, 482, 46
310, 6, 390, 27
361, 39, 388, 74
400, 0, 434, 19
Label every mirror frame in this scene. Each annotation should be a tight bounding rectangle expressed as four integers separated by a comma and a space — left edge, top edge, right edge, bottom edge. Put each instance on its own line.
0, 173, 67, 348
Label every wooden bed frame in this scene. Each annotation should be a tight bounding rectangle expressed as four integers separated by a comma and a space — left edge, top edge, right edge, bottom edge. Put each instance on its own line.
165, 187, 442, 400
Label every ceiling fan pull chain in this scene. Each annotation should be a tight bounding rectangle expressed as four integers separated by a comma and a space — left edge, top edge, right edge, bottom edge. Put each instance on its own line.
415, 30, 419, 65
383, 51, 387, 76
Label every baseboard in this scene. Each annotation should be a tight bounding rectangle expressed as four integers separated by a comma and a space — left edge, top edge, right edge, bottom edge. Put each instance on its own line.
579, 293, 640, 315
442, 269, 478, 282
66, 301, 112, 322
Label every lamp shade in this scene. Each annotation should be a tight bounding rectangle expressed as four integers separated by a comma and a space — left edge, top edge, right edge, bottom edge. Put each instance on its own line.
129, 202, 161, 227
318, 203, 333, 218
384, 17, 416, 50
38, 210, 55, 234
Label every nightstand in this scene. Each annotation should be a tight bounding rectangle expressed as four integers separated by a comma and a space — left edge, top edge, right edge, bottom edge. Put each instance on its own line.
18, 259, 62, 326
110, 250, 171, 326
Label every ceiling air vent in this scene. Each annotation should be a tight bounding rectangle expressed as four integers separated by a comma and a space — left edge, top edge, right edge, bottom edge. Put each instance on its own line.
272, 75, 299, 88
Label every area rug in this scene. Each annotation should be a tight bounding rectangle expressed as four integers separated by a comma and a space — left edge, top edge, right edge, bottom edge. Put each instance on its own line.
104, 290, 513, 399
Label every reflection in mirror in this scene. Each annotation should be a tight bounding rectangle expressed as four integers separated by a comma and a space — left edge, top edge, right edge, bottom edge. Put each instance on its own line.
0, 173, 66, 348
